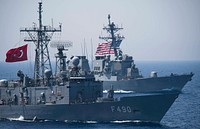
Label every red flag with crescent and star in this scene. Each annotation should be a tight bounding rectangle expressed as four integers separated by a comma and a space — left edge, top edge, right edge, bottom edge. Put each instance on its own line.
5, 44, 28, 62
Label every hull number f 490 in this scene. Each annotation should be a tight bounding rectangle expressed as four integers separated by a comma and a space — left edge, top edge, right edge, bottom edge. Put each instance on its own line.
111, 106, 132, 113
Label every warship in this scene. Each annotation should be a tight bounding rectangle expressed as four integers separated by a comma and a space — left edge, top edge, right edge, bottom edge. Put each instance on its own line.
93, 15, 193, 92
0, 2, 186, 123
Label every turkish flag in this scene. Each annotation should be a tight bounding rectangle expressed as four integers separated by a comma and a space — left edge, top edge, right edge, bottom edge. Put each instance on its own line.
5, 44, 28, 62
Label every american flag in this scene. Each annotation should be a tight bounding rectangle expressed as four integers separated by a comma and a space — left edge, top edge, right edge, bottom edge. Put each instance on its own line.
95, 42, 115, 55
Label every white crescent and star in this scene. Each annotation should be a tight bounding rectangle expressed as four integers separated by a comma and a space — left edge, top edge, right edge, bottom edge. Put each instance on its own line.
13, 50, 24, 58
18, 50, 24, 58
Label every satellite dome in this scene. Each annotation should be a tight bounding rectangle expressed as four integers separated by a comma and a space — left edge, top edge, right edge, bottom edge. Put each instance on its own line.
44, 69, 52, 78
71, 56, 80, 67
0, 79, 8, 87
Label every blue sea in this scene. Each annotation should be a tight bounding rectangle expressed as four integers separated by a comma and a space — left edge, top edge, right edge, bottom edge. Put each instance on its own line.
0, 61, 199, 129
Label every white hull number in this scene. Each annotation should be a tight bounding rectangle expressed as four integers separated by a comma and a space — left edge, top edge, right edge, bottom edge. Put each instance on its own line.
111, 106, 132, 113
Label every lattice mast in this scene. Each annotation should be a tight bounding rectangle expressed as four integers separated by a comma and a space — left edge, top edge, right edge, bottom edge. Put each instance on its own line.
20, 2, 61, 86
99, 14, 125, 58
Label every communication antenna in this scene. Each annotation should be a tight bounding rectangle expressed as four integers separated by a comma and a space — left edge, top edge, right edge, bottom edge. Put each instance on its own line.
20, 2, 61, 86
50, 41, 73, 74
90, 38, 93, 69
99, 14, 125, 59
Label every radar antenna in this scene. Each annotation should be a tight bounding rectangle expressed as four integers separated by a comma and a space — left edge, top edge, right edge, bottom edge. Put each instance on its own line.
99, 14, 125, 59
20, 2, 62, 86
50, 41, 73, 75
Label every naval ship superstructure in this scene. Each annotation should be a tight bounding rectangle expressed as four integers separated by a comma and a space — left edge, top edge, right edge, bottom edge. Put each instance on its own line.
0, 2, 185, 123
93, 15, 193, 92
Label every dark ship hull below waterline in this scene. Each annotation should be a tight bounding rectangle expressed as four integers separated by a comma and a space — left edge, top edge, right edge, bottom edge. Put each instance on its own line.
0, 90, 179, 122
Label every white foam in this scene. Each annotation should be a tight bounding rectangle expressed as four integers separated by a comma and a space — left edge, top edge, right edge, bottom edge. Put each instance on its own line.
103, 90, 134, 94
8, 115, 24, 121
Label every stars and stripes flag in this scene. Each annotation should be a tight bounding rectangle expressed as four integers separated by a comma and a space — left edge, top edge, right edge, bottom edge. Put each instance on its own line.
95, 42, 115, 55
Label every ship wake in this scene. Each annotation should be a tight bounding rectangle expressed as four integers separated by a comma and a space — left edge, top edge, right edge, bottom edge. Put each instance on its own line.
103, 90, 135, 94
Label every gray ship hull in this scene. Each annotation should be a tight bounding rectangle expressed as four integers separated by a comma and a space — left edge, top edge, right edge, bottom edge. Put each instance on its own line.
0, 4, 189, 124
0, 91, 178, 123
101, 74, 193, 92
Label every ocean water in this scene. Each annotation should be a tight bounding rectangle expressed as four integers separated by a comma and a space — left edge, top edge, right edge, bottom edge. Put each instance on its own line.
0, 61, 199, 129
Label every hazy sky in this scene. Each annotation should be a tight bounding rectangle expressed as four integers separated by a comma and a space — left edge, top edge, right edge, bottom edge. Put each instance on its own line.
0, 0, 200, 62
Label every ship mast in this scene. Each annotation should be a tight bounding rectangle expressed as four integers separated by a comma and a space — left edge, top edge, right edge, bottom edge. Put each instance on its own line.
20, 2, 62, 86
99, 14, 124, 59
